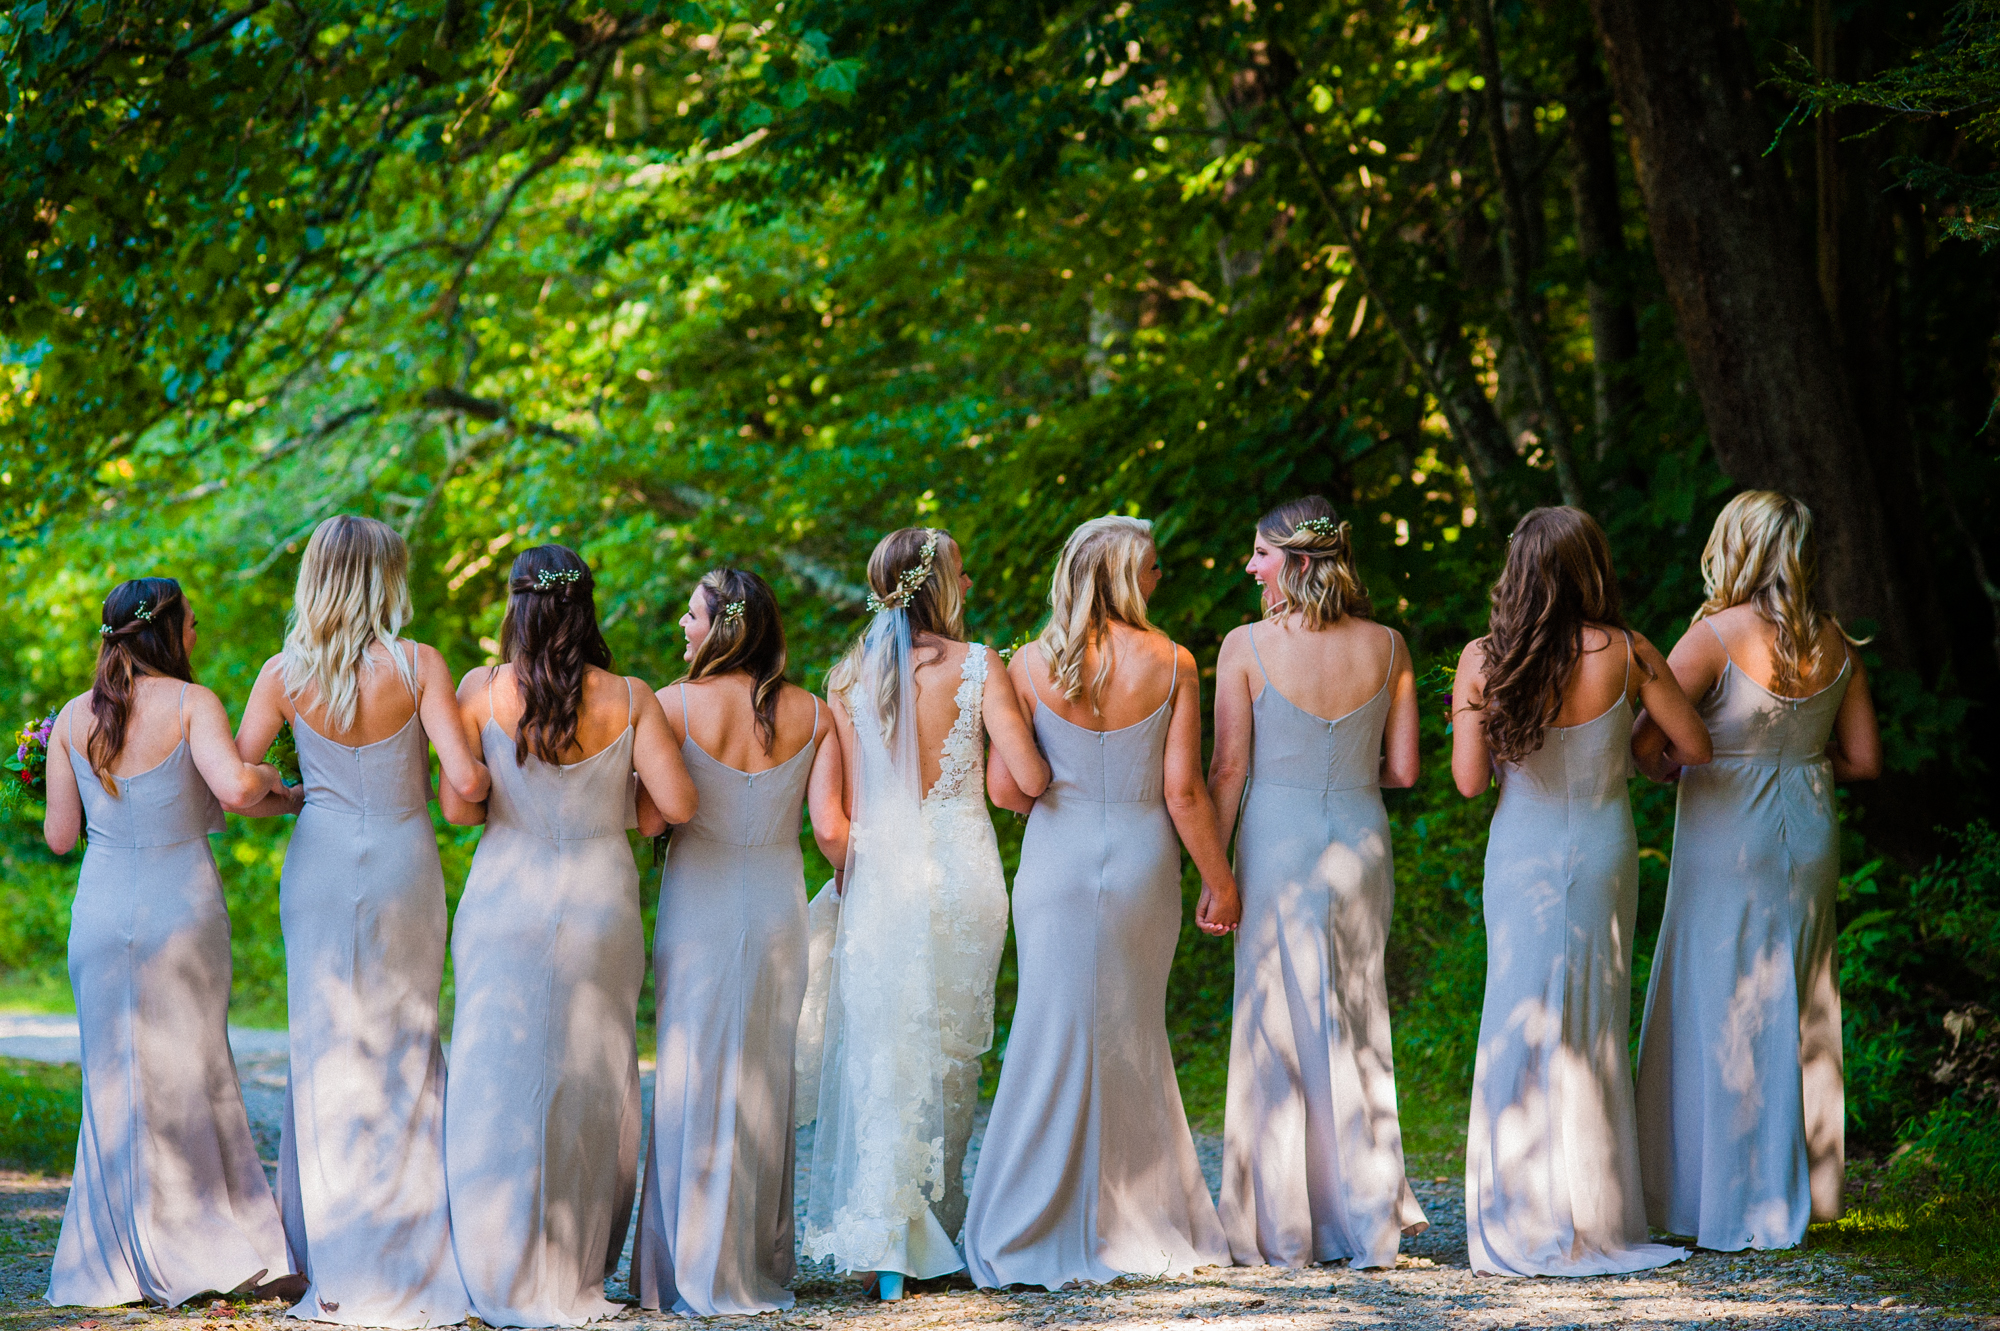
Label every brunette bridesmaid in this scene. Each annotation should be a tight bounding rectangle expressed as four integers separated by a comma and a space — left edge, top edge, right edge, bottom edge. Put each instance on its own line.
1449, 507, 1709, 1278
1632, 492, 1881, 1250
1207, 497, 1427, 1270
965, 516, 1238, 1290
236, 516, 487, 1327
43, 579, 298, 1308
631, 569, 846, 1316
439, 545, 697, 1328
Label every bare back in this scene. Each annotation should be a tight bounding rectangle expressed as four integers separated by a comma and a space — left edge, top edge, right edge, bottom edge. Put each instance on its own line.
474, 664, 639, 762
1245, 614, 1396, 720
1696, 605, 1851, 699
63, 676, 193, 778
1019, 624, 1179, 732
285, 641, 421, 746
1546, 624, 1642, 726
667, 675, 826, 773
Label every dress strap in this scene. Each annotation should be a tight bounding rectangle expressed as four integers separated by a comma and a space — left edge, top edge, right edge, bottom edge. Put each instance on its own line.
811, 692, 821, 736
1167, 639, 1180, 696
1702, 617, 1738, 676
678, 682, 690, 731
178, 680, 191, 741
1380, 622, 1397, 694
399, 639, 421, 701
1621, 629, 1636, 700
625, 675, 636, 726
485, 665, 498, 726
1248, 624, 1272, 686
1023, 646, 1046, 714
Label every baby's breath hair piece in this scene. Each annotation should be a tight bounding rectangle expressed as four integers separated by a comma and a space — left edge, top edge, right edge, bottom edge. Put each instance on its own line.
100, 600, 156, 638
865, 528, 940, 612
722, 600, 747, 624
1294, 516, 1340, 538
531, 568, 583, 591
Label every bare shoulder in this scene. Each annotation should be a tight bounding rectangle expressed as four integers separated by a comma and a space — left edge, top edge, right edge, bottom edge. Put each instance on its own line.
1456, 636, 1489, 678
457, 663, 498, 700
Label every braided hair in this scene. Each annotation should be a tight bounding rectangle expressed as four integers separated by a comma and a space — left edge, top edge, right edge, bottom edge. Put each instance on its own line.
1257, 496, 1372, 628
88, 578, 194, 794
498, 545, 613, 765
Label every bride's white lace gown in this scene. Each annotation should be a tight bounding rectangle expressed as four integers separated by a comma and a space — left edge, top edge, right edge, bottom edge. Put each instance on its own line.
802, 645, 1008, 1278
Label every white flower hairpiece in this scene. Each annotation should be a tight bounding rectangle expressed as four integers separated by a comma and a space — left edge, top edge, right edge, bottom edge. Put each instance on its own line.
1294, 516, 1340, 537
866, 529, 940, 613
532, 568, 583, 591
100, 601, 155, 637
722, 600, 746, 624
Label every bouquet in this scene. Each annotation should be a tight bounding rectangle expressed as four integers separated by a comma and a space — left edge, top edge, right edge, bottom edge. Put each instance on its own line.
1, 710, 58, 815
263, 722, 302, 788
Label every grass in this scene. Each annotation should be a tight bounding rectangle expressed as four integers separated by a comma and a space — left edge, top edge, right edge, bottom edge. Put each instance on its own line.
0, 1057, 80, 1176
0, 973, 71, 1016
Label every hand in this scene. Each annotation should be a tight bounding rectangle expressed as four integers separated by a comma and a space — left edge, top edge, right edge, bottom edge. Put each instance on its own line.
256, 762, 289, 795
1196, 882, 1240, 936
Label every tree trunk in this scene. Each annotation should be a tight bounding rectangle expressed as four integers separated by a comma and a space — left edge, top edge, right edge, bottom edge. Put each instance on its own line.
1565, 36, 1640, 458
1590, 0, 1918, 665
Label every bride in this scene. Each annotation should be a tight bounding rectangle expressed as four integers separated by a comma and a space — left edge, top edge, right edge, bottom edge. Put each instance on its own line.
801, 527, 1050, 1298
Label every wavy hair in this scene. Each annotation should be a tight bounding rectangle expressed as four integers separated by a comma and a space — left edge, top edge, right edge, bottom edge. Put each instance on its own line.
1475, 506, 1646, 764
828, 527, 965, 743
682, 568, 789, 755
88, 578, 195, 795
499, 545, 613, 765
1691, 490, 1861, 696
281, 515, 419, 733
1036, 515, 1157, 714
1258, 495, 1372, 628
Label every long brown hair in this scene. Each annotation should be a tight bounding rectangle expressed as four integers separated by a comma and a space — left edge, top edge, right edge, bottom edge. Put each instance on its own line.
1475, 507, 1641, 764
682, 568, 788, 755
88, 578, 194, 794
499, 545, 613, 765
1258, 495, 1372, 628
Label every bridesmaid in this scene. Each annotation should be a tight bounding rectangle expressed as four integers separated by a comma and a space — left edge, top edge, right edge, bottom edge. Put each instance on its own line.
42, 578, 298, 1308
1450, 507, 1710, 1277
439, 545, 697, 1328
236, 516, 487, 1326
631, 568, 845, 1316
1207, 496, 1428, 1270
965, 515, 1238, 1289
1632, 491, 1881, 1250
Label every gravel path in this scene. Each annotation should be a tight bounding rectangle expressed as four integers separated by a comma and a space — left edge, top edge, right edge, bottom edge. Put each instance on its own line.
2, 1032, 1992, 1329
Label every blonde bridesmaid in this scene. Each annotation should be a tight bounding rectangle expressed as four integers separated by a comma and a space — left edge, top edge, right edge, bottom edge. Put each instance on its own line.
236, 516, 487, 1327
965, 516, 1237, 1290
440, 545, 697, 1328
1208, 496, 1427, 1270
1450, 507, 1709, 1278
1632, 492, 1881, 1250
43, 579, 298, 1308
631, 569, 845, 1316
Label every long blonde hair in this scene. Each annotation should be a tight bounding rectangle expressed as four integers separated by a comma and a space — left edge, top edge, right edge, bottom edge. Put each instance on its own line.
827, 527, 965, 743
1258, 495, 1372, 628
281, 515, 419, 733
1691, 490, 1859, 696
1036, 515, 1157, 714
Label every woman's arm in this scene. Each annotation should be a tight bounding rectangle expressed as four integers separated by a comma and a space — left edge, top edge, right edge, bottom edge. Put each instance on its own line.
43, 698, 84, 855
1630, 632, 1711, 772
827, 694, 859, 893
187, 686, 292, 812
807, 702, 850, 869
1828, 646, 1883, 781
1161, 646, 1239, 936
1205, 629, 1254, 853
987, 653, 1046, 816
1450, 639, 1494, 799
982, 648, 1050, 801
234, 655, 291, 763
1380, 630, 1421, 789
439, 667, 493, 827
1632, 623, 1723, 782
631, 681, 699, 826
419, 644, 490, 803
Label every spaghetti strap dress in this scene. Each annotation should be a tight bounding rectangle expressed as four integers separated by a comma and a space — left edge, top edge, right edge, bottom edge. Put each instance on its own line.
963, 649, 1229, 1290
49, 687, 293, 1308
277, 654, 468, 1327
1465, 635, 1687, 1278
1220, 624, 1426, 1270
444, 676, 644, 1328
1634, 621, 1851, 1249
632, 689, 818, 1316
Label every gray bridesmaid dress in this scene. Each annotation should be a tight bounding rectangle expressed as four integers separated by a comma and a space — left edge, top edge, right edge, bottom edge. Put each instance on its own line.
1220, 624, 1426, 1270
963, 650, 1229, 1289
1465, 634, 1687, 1277
49, 689, 293, 1308
1635, 621, 1851, 1250
445, 677, 643, 1328
632, 688, 816, 1316
279, 682, 469, 1326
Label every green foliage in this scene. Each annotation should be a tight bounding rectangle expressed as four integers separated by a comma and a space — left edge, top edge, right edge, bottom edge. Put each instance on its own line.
0, 1055, 81, 1174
